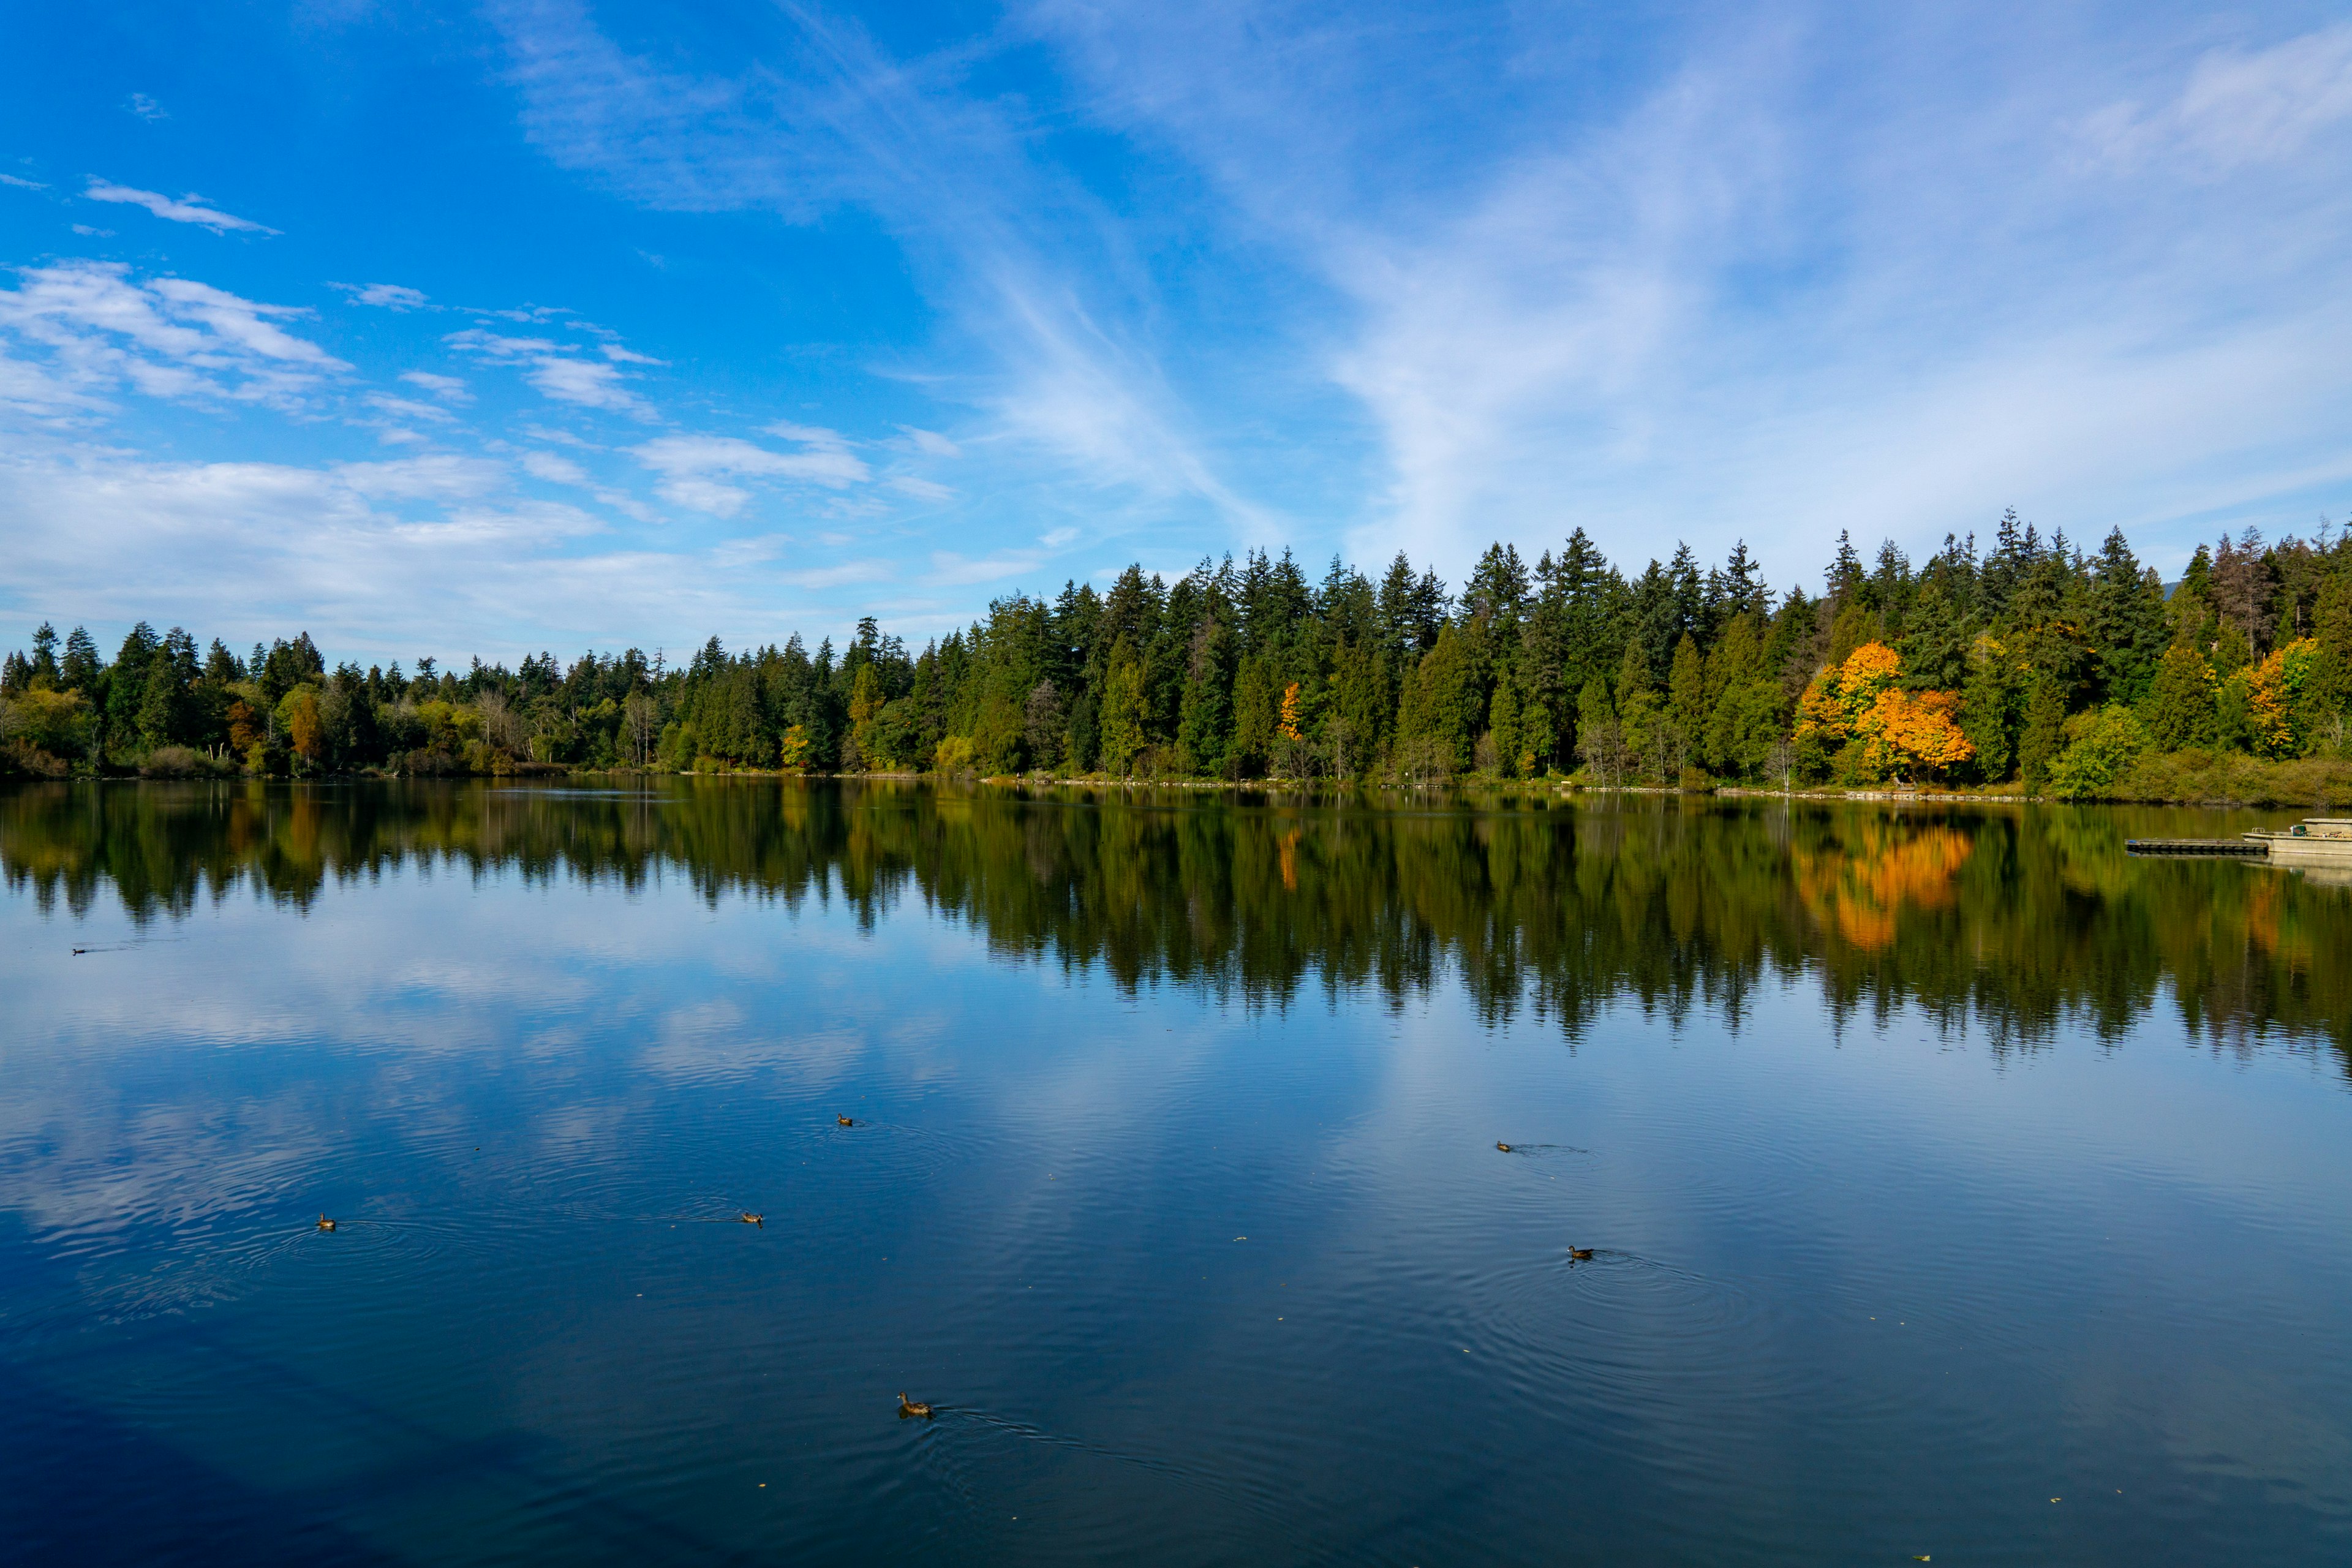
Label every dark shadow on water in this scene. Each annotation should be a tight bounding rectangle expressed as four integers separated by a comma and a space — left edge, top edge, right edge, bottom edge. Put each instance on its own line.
0, 1358, 400, 1568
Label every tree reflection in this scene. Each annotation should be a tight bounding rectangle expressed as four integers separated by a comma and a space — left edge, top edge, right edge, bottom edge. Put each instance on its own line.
4, 779, 2343, 1063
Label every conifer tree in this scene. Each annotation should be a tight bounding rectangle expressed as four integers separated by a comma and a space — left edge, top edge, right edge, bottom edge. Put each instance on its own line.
2017, 675, 2067, 792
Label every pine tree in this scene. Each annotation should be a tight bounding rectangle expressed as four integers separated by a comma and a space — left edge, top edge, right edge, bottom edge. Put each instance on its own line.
1487, 678, 1521, 778
2017, 675, 2067, 791
1899, 576, 1968, 692
2304, 569, 2352, 753
1575, 676, 1622, 783
2149, 643, 2219, 750
1098, 640, 1148, 775
1667, 633, 1707, 752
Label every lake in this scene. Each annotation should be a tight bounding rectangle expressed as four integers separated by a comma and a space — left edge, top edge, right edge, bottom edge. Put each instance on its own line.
3, 780, 2350, 1565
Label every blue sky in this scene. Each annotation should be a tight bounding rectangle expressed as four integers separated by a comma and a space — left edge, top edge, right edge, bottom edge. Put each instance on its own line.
4, 2, 2351, 665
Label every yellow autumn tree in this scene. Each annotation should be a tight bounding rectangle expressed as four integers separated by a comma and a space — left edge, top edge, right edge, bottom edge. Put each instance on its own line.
1856, 688, 1974, 779
2242, 638, 2317, 757
1277, 680, 1303, 742
1793, 641, 1902, 750
1794, 642, 1970, 782
847, 665, 886, 770
279, 686, 324, 764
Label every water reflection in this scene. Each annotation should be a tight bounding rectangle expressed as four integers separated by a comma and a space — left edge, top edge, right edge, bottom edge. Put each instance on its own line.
4, 779, 2343, 1060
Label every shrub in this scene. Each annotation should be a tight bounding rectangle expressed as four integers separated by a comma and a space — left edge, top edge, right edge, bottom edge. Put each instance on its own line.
141, 745, 203, 778
2046, 706, 2149, 799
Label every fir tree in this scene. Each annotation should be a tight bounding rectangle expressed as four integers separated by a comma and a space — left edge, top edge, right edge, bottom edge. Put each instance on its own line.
2017, 675, 2067, 792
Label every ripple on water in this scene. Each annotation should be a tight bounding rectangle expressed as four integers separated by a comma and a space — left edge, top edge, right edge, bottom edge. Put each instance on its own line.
1464, 1244, 1781, 1405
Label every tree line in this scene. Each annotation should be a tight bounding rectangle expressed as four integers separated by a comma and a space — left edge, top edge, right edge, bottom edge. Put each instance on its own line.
5, 512, 2351, 794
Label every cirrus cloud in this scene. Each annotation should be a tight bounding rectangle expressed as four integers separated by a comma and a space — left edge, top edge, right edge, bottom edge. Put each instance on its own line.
83, 179, 276, 235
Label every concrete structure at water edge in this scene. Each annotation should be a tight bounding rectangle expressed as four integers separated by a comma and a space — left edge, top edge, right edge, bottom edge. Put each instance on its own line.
2242, 819, 2352, 864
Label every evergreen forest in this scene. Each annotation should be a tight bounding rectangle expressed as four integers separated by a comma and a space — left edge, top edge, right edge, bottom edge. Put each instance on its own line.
7, 514, 2352, 800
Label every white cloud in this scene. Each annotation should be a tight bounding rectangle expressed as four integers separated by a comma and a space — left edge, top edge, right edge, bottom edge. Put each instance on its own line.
655, 476, 751, 515
0, 173, 47, 190
399, 370, 472, 402
2078, 24, 2352, 174
1038, 525, 1078, 548
331, 454, 510, 500
364, 392, 458, 424
522, 449, 590, 485
0, 447, 748, 660
899, 425, 961, 457
124, 94, 168, 121
632, 429, 872, 516
0, 260, 348, 410
337, 282, 432, 310
888, 475, 955, 502
446, 326, 657, 418
488, 0, 1259, 529
83, 180, 277, 235
927, 549, 1043, 587
526, 355, 654, 415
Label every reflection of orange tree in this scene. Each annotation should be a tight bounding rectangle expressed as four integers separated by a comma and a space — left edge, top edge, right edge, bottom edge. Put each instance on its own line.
1794, 643, 1972, 782
1793, 822, 1973, 951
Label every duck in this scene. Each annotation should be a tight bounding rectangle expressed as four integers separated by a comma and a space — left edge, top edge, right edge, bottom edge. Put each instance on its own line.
738, 1212, 764, 1227
1495, 1141, 1513, 1153
1567, 1246, 1594, 1261
317, 1215, 337, 1232
897, 1393, 935, 1420
837, 1115, 855, 1127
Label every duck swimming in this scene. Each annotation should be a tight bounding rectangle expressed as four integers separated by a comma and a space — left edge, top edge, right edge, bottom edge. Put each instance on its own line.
316, 1215, 337, 1232
837, 1115, 854, 1127
1567, 1246, 1593, 1261
897, 1393, 934, 1420
1496, 1141, 1513, 1153
738, 1212, 764, 1227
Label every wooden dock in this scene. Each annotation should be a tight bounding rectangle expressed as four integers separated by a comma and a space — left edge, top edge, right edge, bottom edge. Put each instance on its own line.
2124, 839, 2269, 858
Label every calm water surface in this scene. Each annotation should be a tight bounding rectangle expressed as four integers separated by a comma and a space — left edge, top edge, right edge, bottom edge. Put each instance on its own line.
3, 781, 2350, 1565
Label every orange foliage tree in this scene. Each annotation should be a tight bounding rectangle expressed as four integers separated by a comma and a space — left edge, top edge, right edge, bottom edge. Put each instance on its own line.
282, 688, 323, 764
1793, 642, 1972, 782
1858, 688, 1973, 779
2242, 637, 2317, 757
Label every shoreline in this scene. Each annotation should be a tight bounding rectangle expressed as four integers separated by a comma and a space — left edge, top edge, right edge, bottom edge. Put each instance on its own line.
8, 766, 2337, 811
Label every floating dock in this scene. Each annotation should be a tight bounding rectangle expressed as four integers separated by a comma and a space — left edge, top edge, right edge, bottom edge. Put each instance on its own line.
2125, 838, 2268, 857
2126, 819, 2352, 861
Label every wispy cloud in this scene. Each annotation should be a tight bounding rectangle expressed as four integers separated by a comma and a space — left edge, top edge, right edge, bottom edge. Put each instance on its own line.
0, 173, 47, 190
521, 449, 590, 486
631, 429, 870, 516
124, 93, 168, 121
1030, 6, 2352, 575
83, 180, 277, 235
445, 325, 657, 418
488, 0, 1266, 533
0, 260, 347, 411
2074, 23, 2352, 176
899, 425, 960, 458
886, 475, 954, 503
336, 282, 432, 310
0, 443, 890, 661
399, 370, 472, 402
364, 392, 459, 426
926, 548, 1051, 587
